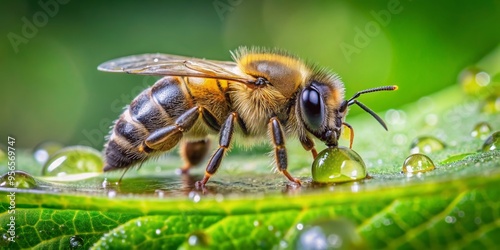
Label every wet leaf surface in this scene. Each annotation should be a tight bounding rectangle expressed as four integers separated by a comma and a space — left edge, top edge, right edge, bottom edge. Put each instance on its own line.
1, 47, 499, 249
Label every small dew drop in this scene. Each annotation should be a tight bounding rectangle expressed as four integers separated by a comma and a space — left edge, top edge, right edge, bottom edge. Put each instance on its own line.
481, 95, 500, 114
409, 136, 446, 154
459, 67, 491, 95
311, 146, 367, 184
136, 220, 142, 227
279, 240, 289, 249
188, 191, 201, 203
445, 216, 457, 224
215, 193, 224, 202
424, 114, 439, 126
155, 229, 161, 235
69, 235, 84, 249
154, 189, 165, 198
296, 223, 304, 231
268, 225, 274, 231
471, 122, 493, 139
0, 170, 37, 189
402, 154, 436, 174
481, 131, 500, 151
42, 146, 103, 177
33, 141, 64, 165
107, 190, 117, 198
295, 218, 364, 250
385, 109, 407, 126
392, 133, 408, 146
474, 217, 482, 225
187, 231, 209, 247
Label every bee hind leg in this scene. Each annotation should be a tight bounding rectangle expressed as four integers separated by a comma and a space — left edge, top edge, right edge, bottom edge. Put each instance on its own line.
270, 117, 301, 186
179, 139, 211, 174
195, 112, 237, 188
144, 107, 200, 151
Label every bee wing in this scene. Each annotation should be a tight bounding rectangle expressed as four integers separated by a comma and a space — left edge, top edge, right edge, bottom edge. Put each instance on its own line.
98, 53, 255, 83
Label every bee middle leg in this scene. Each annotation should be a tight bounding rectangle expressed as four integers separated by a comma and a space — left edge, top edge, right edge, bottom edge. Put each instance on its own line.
196, 112, 237, 188
270, 117, 302, 185
179, 139, 210, 173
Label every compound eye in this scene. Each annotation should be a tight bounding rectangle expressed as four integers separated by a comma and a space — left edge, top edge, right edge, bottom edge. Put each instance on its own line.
300, 86, 325, 130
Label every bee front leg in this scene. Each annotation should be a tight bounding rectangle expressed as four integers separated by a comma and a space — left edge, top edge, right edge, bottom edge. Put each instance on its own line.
300, 136, 318, 159
270, 117, 302, 186
143, 107, 200, 151
196, 112, 237, 188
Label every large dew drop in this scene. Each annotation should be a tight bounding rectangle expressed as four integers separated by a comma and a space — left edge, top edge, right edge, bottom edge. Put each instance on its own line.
0, 170, 37, 189
402, 154, 436, 174
481, 131, 500, 151
409, 136, 446, 154
42, 146, 103, 177
312, 146, 367, 183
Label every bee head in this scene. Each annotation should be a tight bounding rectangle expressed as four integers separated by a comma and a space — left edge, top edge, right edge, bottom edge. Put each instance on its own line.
298, 78, 345, 147
298, 76, 397, 147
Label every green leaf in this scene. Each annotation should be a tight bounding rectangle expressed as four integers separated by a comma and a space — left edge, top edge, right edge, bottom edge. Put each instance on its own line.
0, 46, 499, 249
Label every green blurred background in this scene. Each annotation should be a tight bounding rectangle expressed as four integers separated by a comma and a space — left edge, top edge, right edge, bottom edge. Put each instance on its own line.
1, 0, 499, 149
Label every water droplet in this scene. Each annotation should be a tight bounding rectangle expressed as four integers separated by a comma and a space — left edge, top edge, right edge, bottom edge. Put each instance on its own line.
409, 136, 446, 154
33, 141, 64, 165
402, 154, 436, 174
481, 95, 500, 114
459, 67, 491, 95
481, 131, 500, 151
215, 193, 224, 202
253, 220, 261, 227
107, 190, 117, 198
424, 113, 439, 126
42, 146, 103, 177
0, 170, 37, 189
187, 231, 209, 247
69, 235, 84, 249
471, 122, 493, 139
154, 189, 165, 198
444, 216, 457, 224
474, 217, 482, 225
385, 109, 407, 126
312, 146, 367, 183
188, 191, 201, 203
155, 229, 161, 235
295, 218, 364, 250
296, 223, 304, 231
279, 240, 289, 249
392, 133, 408, 146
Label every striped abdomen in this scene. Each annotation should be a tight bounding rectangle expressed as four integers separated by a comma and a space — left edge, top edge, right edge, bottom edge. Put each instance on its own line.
103, 76, 223, 171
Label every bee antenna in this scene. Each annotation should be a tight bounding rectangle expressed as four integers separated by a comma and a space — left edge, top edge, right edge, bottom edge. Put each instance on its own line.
341, 85, 398, 131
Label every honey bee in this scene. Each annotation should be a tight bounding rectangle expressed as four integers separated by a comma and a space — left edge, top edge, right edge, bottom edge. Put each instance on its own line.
98, 47, 397, 187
